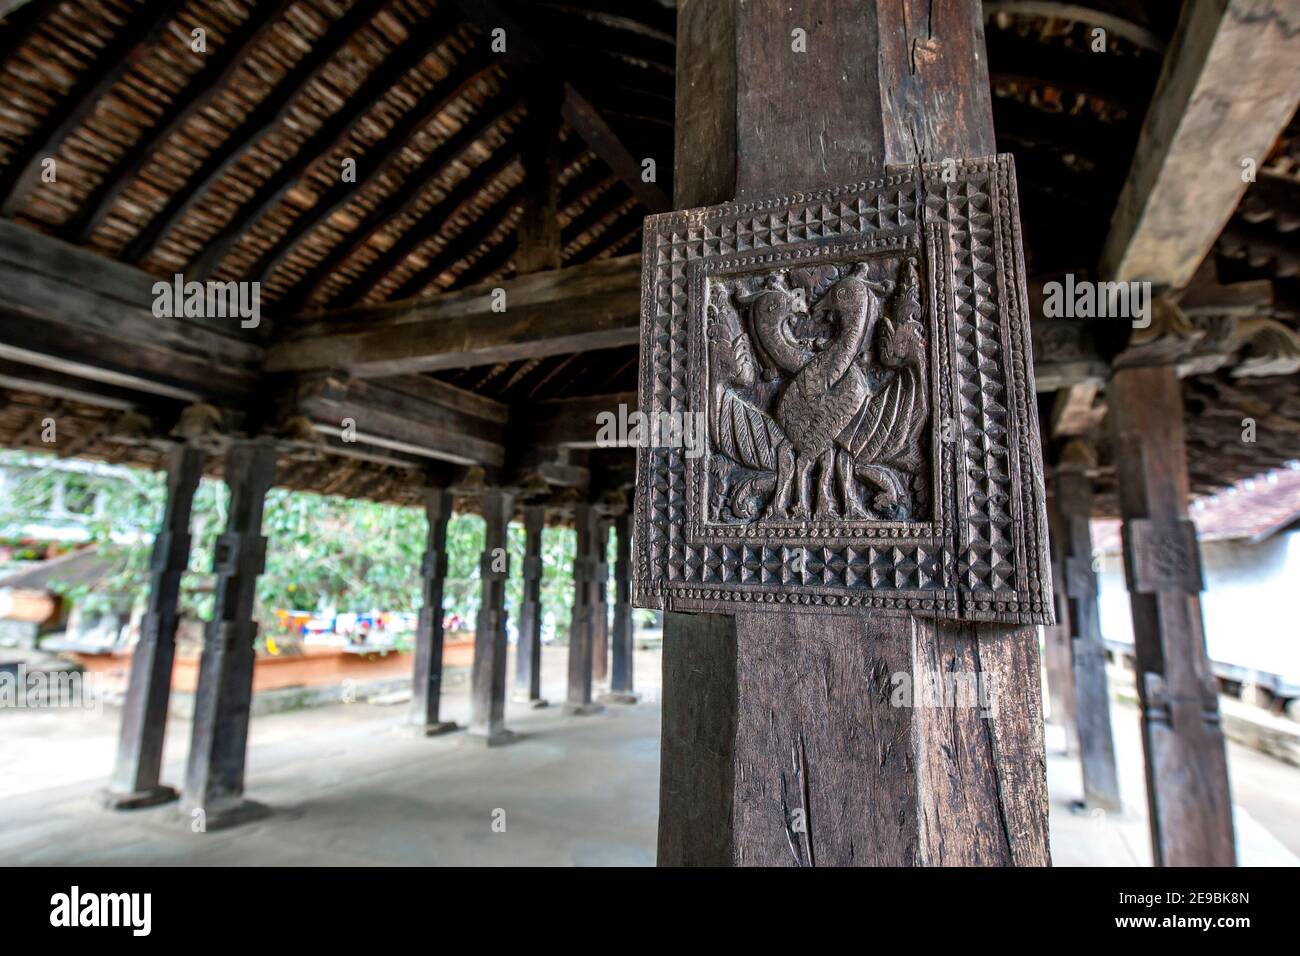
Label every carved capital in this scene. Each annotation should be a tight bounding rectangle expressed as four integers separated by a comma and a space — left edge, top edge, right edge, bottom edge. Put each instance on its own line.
1122, 518, 1203, 595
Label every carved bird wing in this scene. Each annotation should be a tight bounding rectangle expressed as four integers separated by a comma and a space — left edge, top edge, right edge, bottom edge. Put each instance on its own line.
840, 317, 929, 465
715, 386, 787, 471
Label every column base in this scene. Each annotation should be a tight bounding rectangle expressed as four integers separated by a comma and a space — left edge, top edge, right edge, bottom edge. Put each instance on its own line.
403, 721, 459, 737
512, 693, 549, 709
102, 784, 179, 811
461, 728, 519, 748
1070, 797, 1123, 815
598, 691, 640, 705
183, 798, 272, 832
563, 701, 605, 716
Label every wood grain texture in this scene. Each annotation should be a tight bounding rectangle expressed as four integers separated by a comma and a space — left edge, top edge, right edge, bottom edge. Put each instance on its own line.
658, 611, 737, 866
655, 0, 1051, 867
514, 504, 546, 703
1100, 0, 1300, 287
1044, 491, 1080, 755
181, 440, 277, 821
108, 444, 203, 803
410, 488, 453, 730
1109, 365, 1235, 865
661, 610, 1049, 865
1057, 468, 1121, 813
608, 512, 636, 695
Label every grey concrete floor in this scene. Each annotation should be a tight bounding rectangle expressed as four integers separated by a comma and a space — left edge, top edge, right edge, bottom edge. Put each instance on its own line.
1045, 669, 1300, 866
0, 647, 662, 866
2, 648, 1297, 866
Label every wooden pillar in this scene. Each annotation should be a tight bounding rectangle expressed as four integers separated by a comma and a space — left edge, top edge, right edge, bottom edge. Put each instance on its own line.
468, 489, 516, 745
513, 503, 548, 706
602, 511, 638, 703
516, 80, 563, 274
1044, 491, 1080, 755
180, 439, 276, 829
591, 517, 610, 683
564, 502, 604, 715
105, 443, 203, 809
651, 0, 1051, 865
1055, 450, 1121, 812
1109, 365, 1235, 864
409, 487, 457, 735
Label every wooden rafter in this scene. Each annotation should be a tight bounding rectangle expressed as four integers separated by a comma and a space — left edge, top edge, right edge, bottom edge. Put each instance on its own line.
451, 0, 670, 213
189, 2, 468, 278
0, 0, 50, 65
61, 0, 295, 244
0, 0, 184, 218
289, 85, 527, 310
399, 158, 615, 297
1100, 0, 1300, 288
382, 179, 526, 304
250, 54, 502, 286
120, 0, 390, 264
983, 1, 1166, 53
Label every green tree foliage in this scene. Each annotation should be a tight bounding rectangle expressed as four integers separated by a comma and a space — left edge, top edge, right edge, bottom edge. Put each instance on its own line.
0, 451, 619, 641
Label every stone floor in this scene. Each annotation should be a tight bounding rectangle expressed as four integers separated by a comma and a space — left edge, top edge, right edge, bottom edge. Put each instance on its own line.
0, 648, 1296, 866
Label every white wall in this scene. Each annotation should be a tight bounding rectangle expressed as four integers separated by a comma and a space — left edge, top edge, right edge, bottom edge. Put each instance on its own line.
1096, 529, 1300, 695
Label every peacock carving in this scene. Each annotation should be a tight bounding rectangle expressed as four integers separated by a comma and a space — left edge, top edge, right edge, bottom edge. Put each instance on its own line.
706, 257, 930, 524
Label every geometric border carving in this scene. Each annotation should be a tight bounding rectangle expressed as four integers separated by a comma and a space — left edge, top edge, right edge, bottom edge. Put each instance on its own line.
633, 155, 1054, 624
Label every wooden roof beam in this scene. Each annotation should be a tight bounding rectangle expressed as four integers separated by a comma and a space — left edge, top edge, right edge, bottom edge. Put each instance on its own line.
512, 392, 638, 449
63, 0, 295, 244
287, 85, 527, 311
290, 372, 507, 468
451, 0, 670, 213
1099, 0, 1300, 288
120, 0, 391, 264
265, 254, 642, 377
250, 55, 502, 287
0, 0, 184, 218
0, 220, 262, 404
189, 2, 468, 278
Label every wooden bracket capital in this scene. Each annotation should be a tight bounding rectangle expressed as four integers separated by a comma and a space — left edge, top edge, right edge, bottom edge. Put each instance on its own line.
1122, 518, 1203, 595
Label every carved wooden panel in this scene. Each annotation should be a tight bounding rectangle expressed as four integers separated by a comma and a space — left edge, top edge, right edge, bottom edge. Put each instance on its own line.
633, 156, 1052, 625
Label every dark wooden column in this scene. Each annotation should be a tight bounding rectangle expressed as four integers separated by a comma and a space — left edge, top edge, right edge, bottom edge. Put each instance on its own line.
1044, 490, 1080, 756
105, 443, 203, 809
656, 0, 1049, 866
564, 502, 604, 715
512, 503, 548, 707
467, 489, 517, 745
409, 487, 457, 735
601, 511, 638, 704
1055, 446, 1121, 812
516, 80, 563, 274
180, 439, 277, 829
591, 517, 611, 684
1109, 365, 1235, 864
